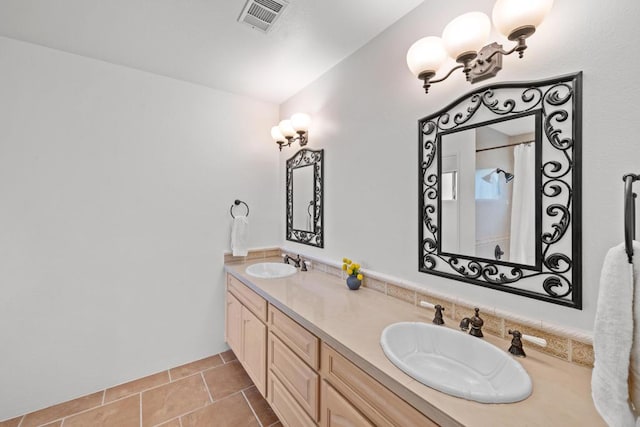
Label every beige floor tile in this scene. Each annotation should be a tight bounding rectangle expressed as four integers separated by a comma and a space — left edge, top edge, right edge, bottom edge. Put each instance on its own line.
181, 394, 259, 427
105, 370, 170, 403
268, 423, 282, 427
0, 416, 23, 427
202, 361, 253, 400
243, 386, 278, 426
156, 419, 181, 427
170, 355, 224, 381
64, 394, 139, 427
21, 391, 103, 427
41, 421, 62, 427
219, 350, 237, 363
142, 374, 211, 427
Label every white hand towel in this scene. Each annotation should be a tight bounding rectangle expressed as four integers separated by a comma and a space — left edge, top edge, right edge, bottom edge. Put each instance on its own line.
592, 241, 640, 427
630, 241, 640, 421
231, 215, 249, 257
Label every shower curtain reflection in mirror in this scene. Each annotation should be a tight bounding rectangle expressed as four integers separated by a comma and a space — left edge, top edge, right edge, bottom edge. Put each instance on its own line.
509, 144, 536, 265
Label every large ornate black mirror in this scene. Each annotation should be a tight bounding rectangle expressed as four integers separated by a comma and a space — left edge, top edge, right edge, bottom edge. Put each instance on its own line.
287, 148, 324, 247
418, 72, 582, 309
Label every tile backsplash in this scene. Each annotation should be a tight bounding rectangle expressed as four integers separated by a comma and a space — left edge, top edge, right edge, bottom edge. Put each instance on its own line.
231, 248, 594, 368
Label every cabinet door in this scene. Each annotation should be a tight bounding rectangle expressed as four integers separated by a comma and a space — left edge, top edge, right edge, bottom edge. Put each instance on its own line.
225, 292, 242, 358
242, 305, 267, 396
321, 381, 373, 427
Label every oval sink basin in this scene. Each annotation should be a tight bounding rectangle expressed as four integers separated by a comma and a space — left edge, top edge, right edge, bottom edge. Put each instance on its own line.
380, 322, 531, 403
245, 262, 297, 279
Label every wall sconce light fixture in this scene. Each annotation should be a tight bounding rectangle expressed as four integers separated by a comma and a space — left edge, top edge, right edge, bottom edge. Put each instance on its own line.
406, 0, 553, 93
271, 113, 311, 151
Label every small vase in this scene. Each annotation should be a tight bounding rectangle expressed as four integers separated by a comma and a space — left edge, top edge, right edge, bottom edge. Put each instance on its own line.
346, 275, 361, 290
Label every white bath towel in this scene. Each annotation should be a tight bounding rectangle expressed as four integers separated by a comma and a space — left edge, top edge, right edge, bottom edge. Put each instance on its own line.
231, 215, 249, 257
592, 241, 640, 427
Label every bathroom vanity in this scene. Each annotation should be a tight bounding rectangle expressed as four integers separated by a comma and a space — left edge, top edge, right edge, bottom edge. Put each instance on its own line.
224, 258, 603, 427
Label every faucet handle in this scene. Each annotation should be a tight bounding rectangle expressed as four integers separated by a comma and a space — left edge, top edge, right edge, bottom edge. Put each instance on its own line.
300, 257, 308, 271
418, 300, 435, 309
468, 308, 484, 338
418, 300, 445, 325
508, 330, 547, 358
521, 334, 547, 348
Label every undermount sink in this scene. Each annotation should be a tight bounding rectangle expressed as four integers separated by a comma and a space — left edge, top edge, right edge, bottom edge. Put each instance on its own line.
245, 262, 297, 279
380, 322, 532, 404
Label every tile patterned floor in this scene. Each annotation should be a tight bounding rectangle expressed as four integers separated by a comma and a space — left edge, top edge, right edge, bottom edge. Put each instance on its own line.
0, 350, 281, 427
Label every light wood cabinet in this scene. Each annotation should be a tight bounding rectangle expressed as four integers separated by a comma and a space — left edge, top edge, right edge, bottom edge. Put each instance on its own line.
225, 291, 242, 358
228, 274, 267, 321
268, 371, 317, 427
321, 381, 374, 427
225, 273, 437, 427
269, 305, 320, 369
269, 332, 319, 421
225, 276, 267, 396
321, 343, 438, 427
242, 305, 267, 396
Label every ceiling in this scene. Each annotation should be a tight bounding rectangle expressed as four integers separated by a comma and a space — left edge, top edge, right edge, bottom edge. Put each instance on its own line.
0, 0, 424, 104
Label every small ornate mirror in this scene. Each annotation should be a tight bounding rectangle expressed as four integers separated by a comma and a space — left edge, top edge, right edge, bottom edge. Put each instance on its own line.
286, 148, 324, 247
418, 73, 582, 308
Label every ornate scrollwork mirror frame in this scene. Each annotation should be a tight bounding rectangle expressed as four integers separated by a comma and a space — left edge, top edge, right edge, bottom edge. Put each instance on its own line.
418, 72, 582, 309
286, 148, 324, 248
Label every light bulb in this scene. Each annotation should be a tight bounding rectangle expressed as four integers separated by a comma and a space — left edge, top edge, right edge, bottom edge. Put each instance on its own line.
278, 120, 296, 138
271, 126, 285, 142
442, 12, 491, 61
291, 113, 311, 133
406, 36, 448, 78
492, 0, 553, 40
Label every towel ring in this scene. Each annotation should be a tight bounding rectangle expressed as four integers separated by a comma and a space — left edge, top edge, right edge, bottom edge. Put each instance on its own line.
230, 199, 249, 219
624, 173, 639, 263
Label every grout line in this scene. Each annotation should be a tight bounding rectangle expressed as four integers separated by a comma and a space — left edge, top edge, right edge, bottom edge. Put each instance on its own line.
45, 392, 138, 427
139, 393, 142, 427
241, 390, 263, 427
13, 355, 230, 427
178, 416, 183, 427
201, 372, 214, 403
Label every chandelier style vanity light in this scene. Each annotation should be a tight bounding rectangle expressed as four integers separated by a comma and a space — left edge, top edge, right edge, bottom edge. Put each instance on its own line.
271, 113, 311, 151
406, 0, 553, 94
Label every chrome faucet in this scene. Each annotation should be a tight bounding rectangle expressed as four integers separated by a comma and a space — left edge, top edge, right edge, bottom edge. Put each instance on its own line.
283, 254, 307, 271
459, 308, 484, 338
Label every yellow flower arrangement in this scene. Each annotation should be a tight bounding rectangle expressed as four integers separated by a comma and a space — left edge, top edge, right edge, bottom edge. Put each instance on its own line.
342, 258, 364, 281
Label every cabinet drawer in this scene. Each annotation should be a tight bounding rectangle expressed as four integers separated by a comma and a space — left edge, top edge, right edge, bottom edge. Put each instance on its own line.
268, 373, 316, 427
321, 343, 438, 427
269, 305, 320, 369
227, 274, 267, 322
269, 332, 319, 421
321, 381, 374, 427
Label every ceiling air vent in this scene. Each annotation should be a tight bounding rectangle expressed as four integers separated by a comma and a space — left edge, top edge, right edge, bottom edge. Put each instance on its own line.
238, 0, 288, 33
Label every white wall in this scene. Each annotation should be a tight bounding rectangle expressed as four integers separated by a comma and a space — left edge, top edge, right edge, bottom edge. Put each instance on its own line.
0, 36, 280, 420
281, 0, 640, 331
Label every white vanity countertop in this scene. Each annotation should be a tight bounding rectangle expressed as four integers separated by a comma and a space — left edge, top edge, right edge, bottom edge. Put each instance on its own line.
224, 258, 605, 427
